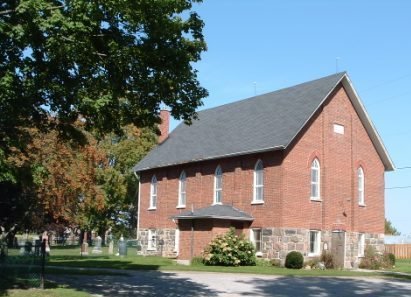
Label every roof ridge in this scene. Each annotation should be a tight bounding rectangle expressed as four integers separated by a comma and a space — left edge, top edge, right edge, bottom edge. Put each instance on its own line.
134, 71, 354, 172
194, 72, 347, 115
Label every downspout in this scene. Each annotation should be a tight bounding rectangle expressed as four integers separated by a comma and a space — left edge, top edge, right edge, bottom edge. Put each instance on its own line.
134, 171, 141, 242
190, 204, 194, 259
191, 219, 194, 259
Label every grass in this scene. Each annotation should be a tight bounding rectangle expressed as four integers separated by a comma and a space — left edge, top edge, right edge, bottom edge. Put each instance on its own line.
390, 258, 411, 274
44, 246, 411, 278
0, 247, 411, 297
3, 287, 92, 297
41, 245, 383, 277
0, 247, 126, 297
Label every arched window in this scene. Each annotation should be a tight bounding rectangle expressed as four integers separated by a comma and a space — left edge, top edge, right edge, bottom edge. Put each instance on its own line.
253, 160, 264, 202
214, 166, 223, 204
178, 171, 186, 207
358, 167, 365, 205
150, 175, 157, 209
310, 159, 320, 200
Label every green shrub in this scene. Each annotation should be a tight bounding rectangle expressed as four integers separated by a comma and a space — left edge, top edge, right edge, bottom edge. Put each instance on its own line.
320, 250, 334, 269
285, 251, 304, 269
191, 256, 204, 266
202, 228, 256, 266
256, 258, 271, 267
387, 253, 396, 266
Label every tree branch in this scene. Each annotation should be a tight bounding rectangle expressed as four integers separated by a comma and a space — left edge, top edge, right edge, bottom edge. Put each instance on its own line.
0, 5, 64, 16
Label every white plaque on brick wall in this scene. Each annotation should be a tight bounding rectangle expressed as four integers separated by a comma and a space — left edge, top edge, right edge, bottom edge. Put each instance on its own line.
333, 123, 345, 135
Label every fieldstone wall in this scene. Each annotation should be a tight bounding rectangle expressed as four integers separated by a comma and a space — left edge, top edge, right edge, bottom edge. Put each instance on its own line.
137, 227, 384, 269
260, 228, 309, 262
345, 232, 385, 268
138, 228, 177, 257
259, 227, 384, 268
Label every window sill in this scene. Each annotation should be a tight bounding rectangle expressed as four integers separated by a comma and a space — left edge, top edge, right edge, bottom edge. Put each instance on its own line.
310, 198, 322, 202
147, 248, 157, 251
148, 207, 157, 211
255, 251, 263, 257
358, 203, 366, 207
251, 201, 264, 205
212, 202, 223, 205
176, 205, 186, 209
308, 252, 320, 257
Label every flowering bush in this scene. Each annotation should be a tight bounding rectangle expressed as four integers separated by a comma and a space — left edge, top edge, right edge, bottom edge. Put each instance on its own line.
359, 246, 395, 270
202, 228, 256, 266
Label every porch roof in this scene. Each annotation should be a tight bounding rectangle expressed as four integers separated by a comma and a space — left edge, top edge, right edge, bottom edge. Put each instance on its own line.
172, 204, 254, 222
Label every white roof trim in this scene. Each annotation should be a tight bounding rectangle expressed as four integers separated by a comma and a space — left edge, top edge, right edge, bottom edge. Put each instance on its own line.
286, 73, 394, 171
341, 75, 394, 171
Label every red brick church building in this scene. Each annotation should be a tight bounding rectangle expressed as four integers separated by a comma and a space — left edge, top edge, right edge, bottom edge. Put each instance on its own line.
133, 72, 394, 268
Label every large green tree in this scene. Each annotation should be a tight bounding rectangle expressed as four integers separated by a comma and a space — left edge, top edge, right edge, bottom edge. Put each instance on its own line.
90, 125, 157, 238
0, 0, 207, 229
0, 0, 207, 179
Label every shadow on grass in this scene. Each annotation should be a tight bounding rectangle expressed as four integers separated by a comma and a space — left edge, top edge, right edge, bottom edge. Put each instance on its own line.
0, 253, 45, 296
49, 270, 220, 297
49, 257, 162, 271
48, 254, 172, 271
377, 272, 411, 281
0, 266, 43, 295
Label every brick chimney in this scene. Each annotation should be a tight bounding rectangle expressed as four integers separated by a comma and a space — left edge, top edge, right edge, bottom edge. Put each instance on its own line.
158, 109, 170, 143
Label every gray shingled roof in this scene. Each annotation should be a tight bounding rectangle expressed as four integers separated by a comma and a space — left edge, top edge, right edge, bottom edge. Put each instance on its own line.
134, 72, 347, 172
172, 204, 254, 221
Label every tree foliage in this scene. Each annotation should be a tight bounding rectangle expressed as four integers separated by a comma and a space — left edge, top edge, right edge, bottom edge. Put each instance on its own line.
0, 0, 207, 183
2, 121, 156, 234
1, 0, 207, 133
0, 0, 207, 230
5, 121, 106, 228
92, 125, 157, 237
385, 218, 400, 235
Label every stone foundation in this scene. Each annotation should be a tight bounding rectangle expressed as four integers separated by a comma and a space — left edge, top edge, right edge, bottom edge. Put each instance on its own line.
138, 228, 177, 258
138, 227, 384, 268
259, 228, 384, 268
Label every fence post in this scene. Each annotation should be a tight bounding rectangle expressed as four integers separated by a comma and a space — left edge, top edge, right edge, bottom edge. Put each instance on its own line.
40, 239, 46, 289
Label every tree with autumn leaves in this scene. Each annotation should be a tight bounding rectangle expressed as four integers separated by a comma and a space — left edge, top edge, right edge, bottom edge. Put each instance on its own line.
3, 121, 156, 236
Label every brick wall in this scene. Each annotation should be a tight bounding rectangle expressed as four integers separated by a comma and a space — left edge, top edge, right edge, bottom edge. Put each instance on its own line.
138, 83, 386, 260
139, 151, 283, 230
282, 85, 385, 233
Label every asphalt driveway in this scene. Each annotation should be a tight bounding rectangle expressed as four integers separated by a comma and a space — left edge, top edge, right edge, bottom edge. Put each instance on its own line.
49, 270, 411, 297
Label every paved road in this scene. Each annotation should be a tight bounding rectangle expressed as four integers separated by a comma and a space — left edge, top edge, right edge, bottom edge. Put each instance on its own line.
49, 270, 411, 297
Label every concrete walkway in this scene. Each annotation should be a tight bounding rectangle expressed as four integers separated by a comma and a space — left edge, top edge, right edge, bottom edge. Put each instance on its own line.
49, 270, 411, 297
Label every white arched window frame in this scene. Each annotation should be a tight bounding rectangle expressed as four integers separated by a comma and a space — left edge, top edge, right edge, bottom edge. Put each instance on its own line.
310, 159, 321, 200
253, 160, 264, 203
149, 175, 157, 209
178, 171, 187, 207
358, 167, 365, 205
214, 166, 223, 204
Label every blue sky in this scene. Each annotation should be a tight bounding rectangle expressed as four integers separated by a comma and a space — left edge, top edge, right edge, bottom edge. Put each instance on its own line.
172, 0, 411, 235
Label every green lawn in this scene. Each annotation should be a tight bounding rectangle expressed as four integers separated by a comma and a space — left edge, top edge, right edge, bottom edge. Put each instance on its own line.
389, 259, 411, 274
2, 246, 410, 297
42, 245, 392, 278
4, 288, 91, 297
